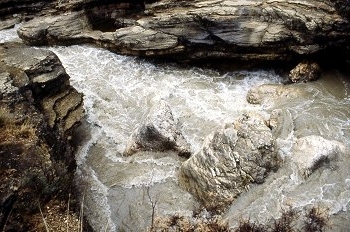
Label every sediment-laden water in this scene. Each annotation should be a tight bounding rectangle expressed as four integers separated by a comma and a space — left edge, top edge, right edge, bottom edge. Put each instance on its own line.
1, 27, 350, 231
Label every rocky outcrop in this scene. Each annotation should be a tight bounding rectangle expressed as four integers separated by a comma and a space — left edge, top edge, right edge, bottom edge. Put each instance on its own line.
15, 0, 350, 63
289, 62, 321, 83
0, 43, 84, 134
179, 113, 279, 211
291, 135, 345, 178
333, 0, 350, 19
124, 100, 191, 158
0, 0, 144, 29
0, 0, 54, 20
0, 43, 83, 231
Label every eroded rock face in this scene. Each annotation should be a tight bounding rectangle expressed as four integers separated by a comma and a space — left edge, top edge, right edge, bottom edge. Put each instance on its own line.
291, 135, 345, 178
180, 113, 279, 211
289, 62, 321, 83
0, 43, 84, 134
124, 100, 191, 158
15, 0, 350, 62
0, 43, 83, 230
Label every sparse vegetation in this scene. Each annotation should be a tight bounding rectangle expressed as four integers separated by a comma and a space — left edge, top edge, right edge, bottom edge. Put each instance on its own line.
150, 213, 229, 232
33, 199, 83, 232
235, 206, 328, 232
0, 107, 36, 144
236, 219, 265, 232
272, 208, 298, 232
148, 205, 329, 232
304, 207, 328, 232
0, 106, 87, 231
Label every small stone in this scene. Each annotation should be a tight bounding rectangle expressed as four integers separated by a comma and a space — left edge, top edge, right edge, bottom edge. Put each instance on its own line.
289, 62, 321, 83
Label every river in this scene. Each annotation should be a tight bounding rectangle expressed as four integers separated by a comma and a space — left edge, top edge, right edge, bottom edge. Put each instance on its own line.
1, 26, 350, 231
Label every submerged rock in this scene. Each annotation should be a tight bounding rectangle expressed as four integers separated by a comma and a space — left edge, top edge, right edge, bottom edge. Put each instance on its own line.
124, 100, 191, 158
247, 84, 304, 105
289, 62, 321, 83
180, 113, 279, 211
269, 108, 294, 140
291, 135, 345, 178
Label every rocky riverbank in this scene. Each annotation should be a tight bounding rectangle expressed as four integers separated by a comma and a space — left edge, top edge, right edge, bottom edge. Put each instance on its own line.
5, 0, 347, 66
0, 0, 349, 67
0, 42, 84, 231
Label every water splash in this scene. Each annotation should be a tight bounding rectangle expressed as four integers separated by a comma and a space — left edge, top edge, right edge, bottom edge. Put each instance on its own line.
0, 24, 21, 43
49, 45, 282, 153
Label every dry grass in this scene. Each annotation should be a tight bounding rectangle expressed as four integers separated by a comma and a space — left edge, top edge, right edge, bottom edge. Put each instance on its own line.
236, 219, 266, 232
150, 214, 229, 232
1, 106, 87, 231
33, 199, 83, 232
235, 206, 328, 232
304, 207, 329, 232
0, 107, 36, 144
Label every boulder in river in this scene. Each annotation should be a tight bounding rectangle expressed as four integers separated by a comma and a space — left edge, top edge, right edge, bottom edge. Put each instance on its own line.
179, 113, 279, 211
291, 135, 345, 178
289, 62, 321, 83
124, 100, 191, 158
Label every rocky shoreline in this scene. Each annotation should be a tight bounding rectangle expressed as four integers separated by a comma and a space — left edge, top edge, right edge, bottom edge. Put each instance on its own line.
0, 42, 84, 230
1, 0, 349, 66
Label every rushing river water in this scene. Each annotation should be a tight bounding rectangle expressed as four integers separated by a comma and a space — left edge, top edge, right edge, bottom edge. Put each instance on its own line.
1, 27, 350, 231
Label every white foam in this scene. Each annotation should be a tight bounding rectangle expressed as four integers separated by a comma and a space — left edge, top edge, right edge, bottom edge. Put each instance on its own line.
81, 167, 116, 232
49, 45, 282, 154
0, 24, 21, 43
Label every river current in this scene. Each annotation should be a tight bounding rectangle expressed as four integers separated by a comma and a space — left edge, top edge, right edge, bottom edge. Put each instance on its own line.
1, 27, 350, 231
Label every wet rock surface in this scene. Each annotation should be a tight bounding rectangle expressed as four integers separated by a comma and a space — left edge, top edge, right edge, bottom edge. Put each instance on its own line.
291, 135, 345, 178
125, 100, 191, 158
11, 0, 350, 63
0, 43, 83, 231
247, 84, 304, 105
289, 62, 321, 83
180, 113, 279, 211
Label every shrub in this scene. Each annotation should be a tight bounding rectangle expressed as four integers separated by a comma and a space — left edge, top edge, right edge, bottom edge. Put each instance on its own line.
303, 207, 328, 232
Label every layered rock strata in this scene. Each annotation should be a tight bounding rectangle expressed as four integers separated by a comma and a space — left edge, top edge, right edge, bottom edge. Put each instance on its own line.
15, 0, 350, 64
0, 43, 84, 230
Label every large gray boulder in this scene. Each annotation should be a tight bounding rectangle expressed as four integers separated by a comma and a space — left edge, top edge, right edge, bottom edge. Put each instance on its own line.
124, 100, 191, 158
179, 113, 279, 211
